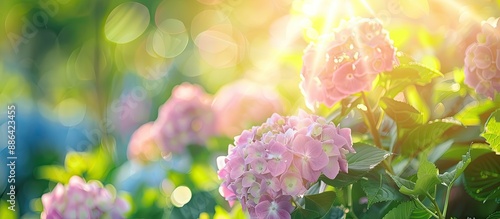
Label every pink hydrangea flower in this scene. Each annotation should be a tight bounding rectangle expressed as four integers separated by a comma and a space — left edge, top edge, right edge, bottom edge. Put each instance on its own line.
300, 18, 398, 108
41, 176, 129, 219
152, 83, 216, 154
464, 17, 500, 98
217, 111, 355, 218
127, 122, 161, 164
212, 80, 283, 137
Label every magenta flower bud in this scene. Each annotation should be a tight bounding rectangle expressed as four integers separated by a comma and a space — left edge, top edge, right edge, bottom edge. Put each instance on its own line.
464, 17, 500, 98
152, 83, 217, 154
300, 18, 398, 108
41, 176, 130, 219
217, 111, 355, 217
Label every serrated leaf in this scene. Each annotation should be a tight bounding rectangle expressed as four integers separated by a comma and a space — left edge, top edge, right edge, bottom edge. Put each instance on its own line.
389, 174, 416, 191
382, 201, 431, 219
347, 143, 391, 171
400, 158, 440, 196
361, 176, 404, 207
304, 191, 336, 215
482, 109, 500, 154
487, 211, 500, 219
401, 119, 460, 156
387, 62, 443, 85
380, 97, 424, 128
464, 152, 500, 202
438, 150, 471, 186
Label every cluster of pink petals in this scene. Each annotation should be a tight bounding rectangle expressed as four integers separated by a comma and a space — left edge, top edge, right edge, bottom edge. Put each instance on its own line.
151, 83, 217, 154
127, 122, 161, 163
217, 111, 355, 218
41, 176, 129, 219
212, 80, 283, 137
300, 18, 398, 108
464, 17, 500, 98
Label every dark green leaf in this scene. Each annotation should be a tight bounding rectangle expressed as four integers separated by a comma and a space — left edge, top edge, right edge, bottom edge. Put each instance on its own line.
438, 150, 471, 186
320, 171, 365, 188
382, 201, 431, 219
360, 176, 404, 207
380, 97, 424, 128
401, 119, 460, 156
400, 158, 440, 196
487, 211, 500, 219
464, 152, 500, 202
304, 191, 336, 215
482, 109, 500, 154
291, 208, 321, 219
347, 143, 391, 171
320, 207, 344, 219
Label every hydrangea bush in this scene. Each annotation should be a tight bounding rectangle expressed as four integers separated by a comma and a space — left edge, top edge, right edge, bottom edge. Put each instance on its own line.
41, 176, 129, 219
217, 111, 354, 218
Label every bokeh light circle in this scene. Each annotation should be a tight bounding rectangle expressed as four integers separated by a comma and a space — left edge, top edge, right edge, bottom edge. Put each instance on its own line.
105, 2, 150, 44
171, 186, 192, 207
57, 98, 86, 127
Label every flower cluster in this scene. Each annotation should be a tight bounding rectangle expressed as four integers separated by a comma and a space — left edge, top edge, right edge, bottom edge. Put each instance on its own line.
217, 111, 354, 218
300, 17, 397, 107
41, 176, 129, 219
127, 122, 161, 163
213, 80, 283, 137
464, 17, 500, 98
151, 83, 217, 154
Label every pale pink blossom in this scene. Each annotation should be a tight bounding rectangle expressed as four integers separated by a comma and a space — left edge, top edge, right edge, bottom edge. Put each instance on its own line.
464, 17, 500, 98
41, 176, 129, 219
127, 122, 161, 164
213, 80, 283, 136
152, 83, 216, 154
217, 111, 354, 217
300, 18, 398, 108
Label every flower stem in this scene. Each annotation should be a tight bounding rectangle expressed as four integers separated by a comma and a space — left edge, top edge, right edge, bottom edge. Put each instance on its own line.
426, 192, 444, 219
442, 186, 452, 219
414, 198, 438, 219
360, 92, 394, 174
346, 185, 359, 219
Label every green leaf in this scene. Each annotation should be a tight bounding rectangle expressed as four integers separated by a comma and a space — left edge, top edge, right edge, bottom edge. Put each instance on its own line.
320, 171, 365, 188
482, 109, 500, 154
304, 191, 336, 215
455, 100, 498, 126
487, 211, 500, 219
347, 143, 391, 171
389, 174, 416, 191
386, 62, 443, 85
382, 201, 431, 219
464, 152, 500, 202
319, 207, 344, 219
360, 176, 404, 207
380, 97, 424, 128
401, 119, 460, 156
438, 150, 471, 186
291, 208, 321, 219
400, 158, 440, 196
